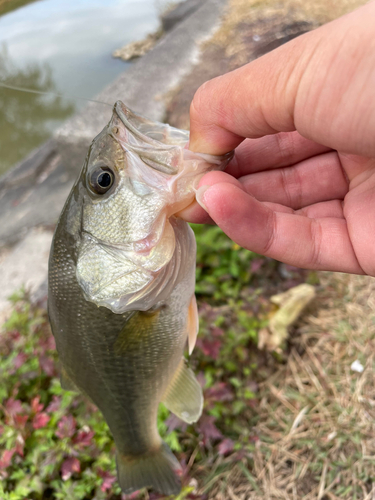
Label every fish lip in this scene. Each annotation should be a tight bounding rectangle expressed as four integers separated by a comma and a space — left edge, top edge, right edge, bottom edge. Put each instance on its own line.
114, 101, 169, 148
114, 100, 235, 163
194, 149, 234, 165
112, 100, 234, 185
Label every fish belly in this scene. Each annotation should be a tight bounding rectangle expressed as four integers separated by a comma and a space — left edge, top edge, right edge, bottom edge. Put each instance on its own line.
48, 222, 194, 457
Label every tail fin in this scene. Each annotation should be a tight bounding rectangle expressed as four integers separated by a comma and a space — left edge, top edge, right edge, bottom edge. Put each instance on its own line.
116, 442, 182, 496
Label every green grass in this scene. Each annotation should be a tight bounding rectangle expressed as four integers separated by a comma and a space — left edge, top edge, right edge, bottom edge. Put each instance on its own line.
1, 229, 374, 499
0, 225, 268, 499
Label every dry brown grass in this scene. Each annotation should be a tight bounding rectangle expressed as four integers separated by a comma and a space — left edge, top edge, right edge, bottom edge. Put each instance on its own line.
207, 0, 368, 67
214, 0, 368, 42
166, 1, 375, 497
204, 272, 375, 499
0, 0, 39, 17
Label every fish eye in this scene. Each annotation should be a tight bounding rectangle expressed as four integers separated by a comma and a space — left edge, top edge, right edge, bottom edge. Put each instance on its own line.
89, 166, 115, 194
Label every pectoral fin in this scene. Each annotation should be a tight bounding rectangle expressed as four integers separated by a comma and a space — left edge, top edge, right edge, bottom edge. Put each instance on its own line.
114, 310, 160, 354
162, 359, 203, 424
187, 294, 199, 355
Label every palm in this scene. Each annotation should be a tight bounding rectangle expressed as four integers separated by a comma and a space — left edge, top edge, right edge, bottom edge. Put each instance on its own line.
342, 155, 375, 275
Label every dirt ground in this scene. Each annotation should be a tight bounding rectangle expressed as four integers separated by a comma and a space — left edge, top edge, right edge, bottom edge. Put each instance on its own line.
164, 0, 375, 498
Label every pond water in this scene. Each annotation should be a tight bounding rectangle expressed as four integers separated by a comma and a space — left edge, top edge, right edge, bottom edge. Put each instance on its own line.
0, 0, 168, 176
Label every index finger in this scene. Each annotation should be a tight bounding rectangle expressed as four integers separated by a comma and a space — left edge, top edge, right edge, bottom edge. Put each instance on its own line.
188, 1, 375, 158
188, 33, 312, 154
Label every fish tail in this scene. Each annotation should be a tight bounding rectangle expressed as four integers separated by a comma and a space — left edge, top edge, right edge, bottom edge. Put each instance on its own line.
116, 442, 182, 495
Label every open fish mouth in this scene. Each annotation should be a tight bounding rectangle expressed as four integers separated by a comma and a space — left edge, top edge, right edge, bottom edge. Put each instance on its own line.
110, 101, 190, 179
114, 100, 190, 148
113, 100, 233, 178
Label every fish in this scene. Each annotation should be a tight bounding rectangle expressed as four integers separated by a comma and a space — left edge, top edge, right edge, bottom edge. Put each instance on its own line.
48, 101, 232, 495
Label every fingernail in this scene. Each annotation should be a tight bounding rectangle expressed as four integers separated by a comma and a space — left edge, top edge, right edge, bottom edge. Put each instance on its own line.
196, 185, 210, 211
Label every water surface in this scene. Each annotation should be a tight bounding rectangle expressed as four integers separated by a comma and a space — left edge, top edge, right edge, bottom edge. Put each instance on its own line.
0, 0, 164, 176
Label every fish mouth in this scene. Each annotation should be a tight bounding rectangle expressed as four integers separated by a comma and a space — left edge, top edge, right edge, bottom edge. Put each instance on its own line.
109, 101, 234, 217
112, 101, 188, 177
114, 101, 189, 148
75, 103, 234, 314
112, 101, 234, 178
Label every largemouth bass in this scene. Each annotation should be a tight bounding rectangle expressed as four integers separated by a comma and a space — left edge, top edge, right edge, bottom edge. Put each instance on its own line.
48, 101, 232, 495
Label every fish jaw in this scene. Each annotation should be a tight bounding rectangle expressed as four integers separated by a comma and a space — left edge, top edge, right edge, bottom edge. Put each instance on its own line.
113, 100, 234, 215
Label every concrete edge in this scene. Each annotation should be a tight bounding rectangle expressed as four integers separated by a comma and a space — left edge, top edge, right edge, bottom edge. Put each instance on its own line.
0, 0, 228, 189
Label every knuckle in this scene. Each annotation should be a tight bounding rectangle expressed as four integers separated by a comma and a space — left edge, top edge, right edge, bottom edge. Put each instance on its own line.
190, 80, 215, 120
262, 211, 277, 255
274, 132, 296, 163
309, 219, 323, 267
279, 163, 303, 209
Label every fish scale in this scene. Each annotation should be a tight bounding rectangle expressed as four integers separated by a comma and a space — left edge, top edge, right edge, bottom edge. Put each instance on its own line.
48, 101, 232, 495
49, 216, 184, 453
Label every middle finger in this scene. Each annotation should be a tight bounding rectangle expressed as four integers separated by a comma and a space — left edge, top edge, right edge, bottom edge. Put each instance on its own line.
239, 151, 348, 209
226, 131, 332, 178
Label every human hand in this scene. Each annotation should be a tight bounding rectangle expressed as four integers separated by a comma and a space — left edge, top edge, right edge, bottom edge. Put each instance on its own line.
179, 1, 375, 276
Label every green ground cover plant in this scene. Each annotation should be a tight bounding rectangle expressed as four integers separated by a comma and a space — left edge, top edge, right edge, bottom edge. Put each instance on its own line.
1, 226, 374, 499
0, 225, 271, 500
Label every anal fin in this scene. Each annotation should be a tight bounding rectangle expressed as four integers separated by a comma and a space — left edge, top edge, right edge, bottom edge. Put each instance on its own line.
187, 294, 199, 355
162, 359, 203, 424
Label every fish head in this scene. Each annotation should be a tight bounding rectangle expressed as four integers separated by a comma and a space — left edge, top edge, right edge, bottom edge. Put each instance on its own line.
70, 101, 232, 314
